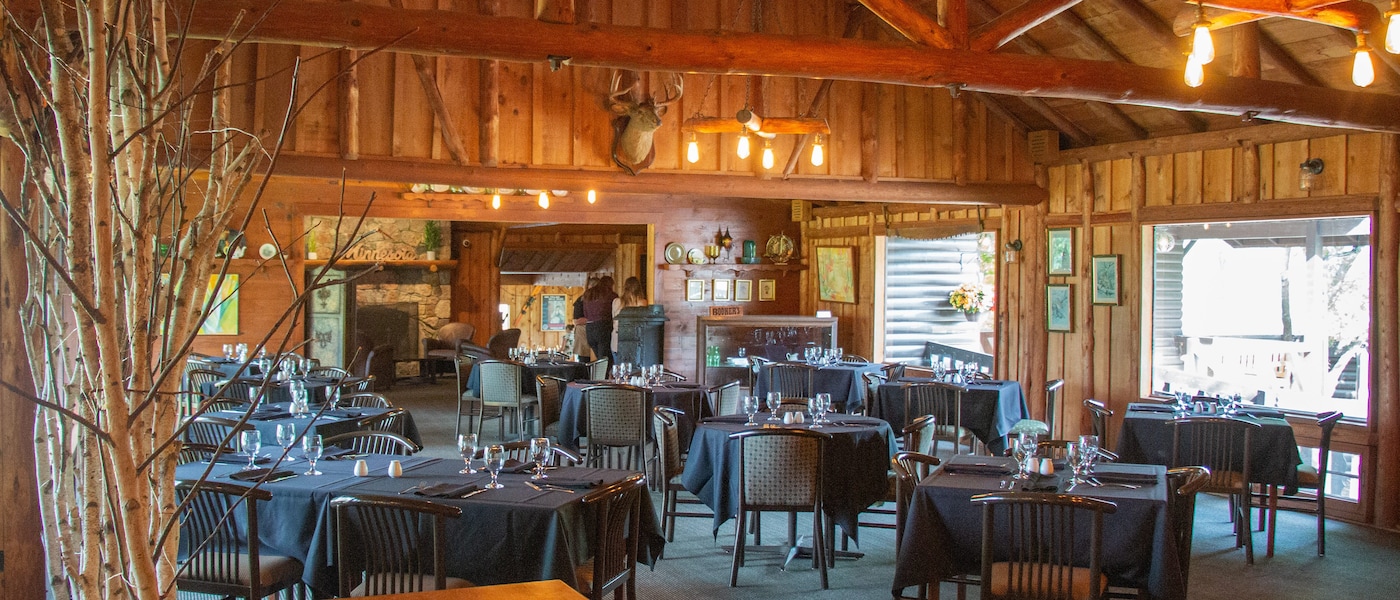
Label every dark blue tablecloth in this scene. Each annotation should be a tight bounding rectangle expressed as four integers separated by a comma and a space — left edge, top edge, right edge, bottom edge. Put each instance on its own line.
873, 379, 1028, 454
1116, 403, 1302, 487
891, 456, 1185, 600
175, 458, 663, 594
556, 382, 714, 453
680, 414, 897, 543
466, 361, 591, 397
205, 402, 423, 447
200, 376, 351, 405
753, 362, 886, 413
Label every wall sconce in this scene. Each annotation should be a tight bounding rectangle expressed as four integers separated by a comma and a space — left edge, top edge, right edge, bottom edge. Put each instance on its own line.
1299, 158, 1325, 191
1003, 239, 1023, 263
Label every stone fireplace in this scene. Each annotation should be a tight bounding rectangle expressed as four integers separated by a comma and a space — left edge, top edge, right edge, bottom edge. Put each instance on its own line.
356, 269, 451, 379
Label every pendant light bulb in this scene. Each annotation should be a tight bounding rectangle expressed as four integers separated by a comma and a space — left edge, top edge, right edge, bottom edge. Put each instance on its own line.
686, 132, 700, 164
1386, 4, 1400, 54
737, 132, 751, 159
811, 134, 825, 167
491, 193, 501, 210
761, 140, 775, 170
1353, 34, 1376, 87
1191, 3, 1214, 64
538, 191, 549, 209
1184, 53, 1205, 88
587, 189, 597, 204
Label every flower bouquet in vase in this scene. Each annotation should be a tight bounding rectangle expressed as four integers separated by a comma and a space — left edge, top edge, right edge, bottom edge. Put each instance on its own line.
949, 283, 993, 320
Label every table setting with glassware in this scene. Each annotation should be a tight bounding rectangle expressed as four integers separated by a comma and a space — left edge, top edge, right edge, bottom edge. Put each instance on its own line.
892, 431, 1185, 600
751, 348, 887, 413
555, 363, 714, 453
1117, 395, 1302, 487
465, 349, 591, 396
873, 369, 1029, 454
680, 393, 898, 542
177, 432, 663, 595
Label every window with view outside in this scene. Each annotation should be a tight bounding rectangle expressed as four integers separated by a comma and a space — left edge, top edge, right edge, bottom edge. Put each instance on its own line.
882, 233, 997, 366
1149, 216, 1371, 421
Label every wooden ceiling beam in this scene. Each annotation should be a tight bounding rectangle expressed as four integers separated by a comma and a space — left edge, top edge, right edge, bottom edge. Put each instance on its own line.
971, 0, 1083, 51
970, 92, 1034, 132
267, 155, 1048, 205
1110, 0, 1189, 52
1259, 29, 1326, 86
858, 0, 958, 48
174, 1, 1400, 133
1018, 97, 1096, 146
1196, 0, 1383, 32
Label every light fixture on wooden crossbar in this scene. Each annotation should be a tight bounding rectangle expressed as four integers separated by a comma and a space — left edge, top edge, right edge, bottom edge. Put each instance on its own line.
1387, 2, 1399, 54
682, 112, 830, 169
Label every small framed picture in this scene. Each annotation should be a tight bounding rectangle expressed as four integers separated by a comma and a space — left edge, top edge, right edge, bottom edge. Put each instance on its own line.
713, 279, 733, 301
686, 279, 705, 302
1046, 284, 1073, 332
815, 246, 857, 303
1048, 228, 1074, 276
540, 294, 568, 331
758, 279, 776, 302
735, 279, 753, 302
1091, 255, 1120, 305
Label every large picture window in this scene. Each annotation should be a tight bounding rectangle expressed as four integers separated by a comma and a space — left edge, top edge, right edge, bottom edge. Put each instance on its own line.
1149, 216, 1371, 421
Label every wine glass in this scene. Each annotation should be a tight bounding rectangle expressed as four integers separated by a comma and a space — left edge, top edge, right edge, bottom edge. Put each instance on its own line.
766, 392, 782, 422
484, 445, 506, 489
458, 433, 479, 474
1012, 432, 1037, 480
1078, 434, 1100, 476
815, 393, 833, 423
276, 423, 297, 461
742, 396, 761, 425
1066, 441, 1087, 486
240, 430, 262, 470
807, 397, 824, 428
530, 437, 551, 480
328, 387, 341, 410
222, 344, 233, 360
302, 435, 323, 476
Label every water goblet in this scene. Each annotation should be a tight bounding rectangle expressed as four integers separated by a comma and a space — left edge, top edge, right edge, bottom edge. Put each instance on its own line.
240, 430, 262, 470
834, 347, 844, 364
742, 396, 761, 425
766, 392, 782, 422
529, 437, 551, 480
458, 433, 479, 474
816, 393, 833, 423
484, 445, 506, 489
276, 423, 298, 461
1066, 442, 1087, 486
222, 344, 234, 360
807, 397, 823, 429
302, 435, 323, 476
1077, 434, 1100, 475
328, 388, 341, 410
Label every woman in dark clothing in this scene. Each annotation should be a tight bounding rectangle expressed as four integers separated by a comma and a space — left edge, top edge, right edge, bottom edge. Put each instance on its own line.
580, 276, 618, 366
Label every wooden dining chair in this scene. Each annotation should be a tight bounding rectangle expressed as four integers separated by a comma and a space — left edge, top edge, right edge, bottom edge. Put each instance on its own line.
1256, 410, 1343, 557
535, 375, 568, 439
588, 358, 609, 381
183, 368, 228, 416
1167, 466, 1212, 593
767, 362, 816, 399
728, 428, 832, 590
177, 443, 225, 465
478, 360, 539, 441
183, 415, 254, 450
496, 439, 584, 466
453, 353, 482, 440
903, 382, 971, 456
358, 408, 408, 436
331, 494, 472, 596
970, 492, 1118, 600
891, 451, 942, 600
652, 406, 712, 542
322, 431, 420, 456
1171, 416, 1262, 563
175, 480, 303, 600
575, 474, 647, 600
1083, 399, 1113, 449
858, 371, 887, 418
844, 418, 937, 550
582, 384, 649, 470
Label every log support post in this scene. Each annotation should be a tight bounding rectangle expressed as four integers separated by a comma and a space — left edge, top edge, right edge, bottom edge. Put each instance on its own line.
1079, 159, 1095, 433
338, 49, 360, 160
1375, 134, 1400, 529
1233, 22, 1261, 79
479, 0, 501, 167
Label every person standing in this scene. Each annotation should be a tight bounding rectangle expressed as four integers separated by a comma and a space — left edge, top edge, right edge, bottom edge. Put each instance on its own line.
611, 277, 647, 358
580, 276, 617, 366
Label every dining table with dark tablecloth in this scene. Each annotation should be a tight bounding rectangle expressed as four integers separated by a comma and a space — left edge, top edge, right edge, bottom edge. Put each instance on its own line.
556, 381, 714, 453
200, 375, 365, 405
1116, 402, 1302, 488
680, 414, 897, 543
175, 456, 664, 595
752, 361, 887, 413
873, 378, 1028, 454
203, 401, 423, 447
466, 360, 591, 397
891, 455, 1185, 600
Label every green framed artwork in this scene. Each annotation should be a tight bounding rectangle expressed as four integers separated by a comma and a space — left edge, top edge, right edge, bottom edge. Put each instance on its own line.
199, 274, 239, 335
1048, 228, 1074, 276
1092, 255, 1120, 305
1046, 284, 1072, 332
816, 246, 857, 303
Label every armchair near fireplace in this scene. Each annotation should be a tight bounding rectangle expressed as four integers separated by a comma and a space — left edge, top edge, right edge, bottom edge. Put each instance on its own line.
424, 322, 477, 378
349, 331, 396, 391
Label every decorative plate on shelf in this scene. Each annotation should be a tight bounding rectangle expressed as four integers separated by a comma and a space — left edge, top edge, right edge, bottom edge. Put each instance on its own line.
258, 243, 278, 260
687, 248, 707, 265
665, 243, 685, 264
765, 233, 795, 265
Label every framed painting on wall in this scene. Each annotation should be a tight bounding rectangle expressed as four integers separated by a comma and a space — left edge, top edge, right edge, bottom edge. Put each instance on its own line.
1046, 284, 1073, 332
1048, 228, 1074, 276
758, 279, 776, 302
713, 279, 733, 301
541, 294, 568, 331
686, 279, 705, 302
199, 274, 239, 335
815, 246, 857, 303
735, 279, 753, 302
1091, 255, 1120, 305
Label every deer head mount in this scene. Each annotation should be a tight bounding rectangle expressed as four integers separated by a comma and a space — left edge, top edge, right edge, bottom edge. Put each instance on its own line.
607, 70, 682, 176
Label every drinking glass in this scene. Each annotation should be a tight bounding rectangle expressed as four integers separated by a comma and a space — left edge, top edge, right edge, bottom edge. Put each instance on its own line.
458, 433, 479, 474
833, 347, 844, 364
240, 430, 262, 470
484, 445, 506, 489
276, 423, 297, 461
807, 397, 823, 428
529, 437, 551, 480
222, 344, 234, 360
1012, 432, 1038, 479
1066, 441, 1087, 486
742, 396, 761, 425
1078, 434, 1100, 475
815, 393, 833, 423
328, 388, 341, 410
302, 435, 323, 476
765, 392, 782, 422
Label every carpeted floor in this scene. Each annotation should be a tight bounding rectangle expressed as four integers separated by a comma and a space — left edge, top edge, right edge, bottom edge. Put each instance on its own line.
378, 379, 1400, 599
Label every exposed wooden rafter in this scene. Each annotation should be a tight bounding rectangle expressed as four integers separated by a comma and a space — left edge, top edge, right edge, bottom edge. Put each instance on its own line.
970, 0, 1083, 51
174, 1, 1400, 133
858, 0, 957, 47
1260, 29, 1326, 86
1196, 0, 1383, 32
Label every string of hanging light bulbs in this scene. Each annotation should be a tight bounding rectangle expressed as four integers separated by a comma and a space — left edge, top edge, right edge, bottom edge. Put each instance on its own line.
1186, 0, 1400, 89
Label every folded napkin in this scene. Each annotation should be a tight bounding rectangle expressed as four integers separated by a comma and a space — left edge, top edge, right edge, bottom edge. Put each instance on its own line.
229, 468, 295, 482
213, 453, 271, 465
942, 462, 1014, 476
1091, 470, 1159, 485
320, 447, 359, 461
415, 483, 479, 498
1131, 403, 1176, 413
504, 460, 538, 474
1239, 408, 1285, 419
539, 478, 603, 489
251, 409, 290, 420
326, 409, 365, 419
1021, 473, 1060, 492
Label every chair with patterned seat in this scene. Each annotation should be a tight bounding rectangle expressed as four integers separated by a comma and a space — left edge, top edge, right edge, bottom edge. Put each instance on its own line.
575, 474, 647, 600
903, 382, 971, 456
183, 416, 254, 450
453, 354, 483, 439
970, 492, 1118, 600
766, 362, 816, 400
712, 380, 742, 416
1172, 416, 1261, 563
653, 406, 712, 542
477, 360, 539, 441
175, 480, 303, 600
332, 494, 472, 596
588, 358, 609, 381
535, 375, 567, 439
322, 431, 420, 456
582, 384, 649, 470
728, 428, 832, 590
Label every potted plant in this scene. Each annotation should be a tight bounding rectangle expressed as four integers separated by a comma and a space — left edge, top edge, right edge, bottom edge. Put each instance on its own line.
306, 234, 318, 260
423, 220, 442, 261
949, 283, 993, 320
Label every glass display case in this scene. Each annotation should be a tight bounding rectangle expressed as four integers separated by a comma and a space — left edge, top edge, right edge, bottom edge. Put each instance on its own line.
695, 315, 838, 386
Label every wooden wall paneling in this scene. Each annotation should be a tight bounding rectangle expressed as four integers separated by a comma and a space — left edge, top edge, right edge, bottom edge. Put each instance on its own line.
829, 80, 863, 178
1347, 134, 1382, 195
1111, 223, 1140, 441
1144, 154, 1173, 206
1063, 163, 1083, 215
1307, 135, 1348, 198
1258, 142, 1275, 200
930, 89, 954, 181
294, 46, 341, 154
1202, 148, 1233, 204
178, 40, 217, 136
192, 202, 304, 356
258, 44, 301, 149
985, 116, 1009, 182
1271, 139, 1308, 200
573, 67, 613, 169
1235, 144, 1260, 203
1018, 197, 1049, 419
533, 64, 575, 166
436, 57, 480, 164
1109, 158, 1133, 213
357, 50, 396, 157
1172, 151, 1203, 205
229, 43, 260, 136
1046, 166, 1067, 214
392, 52, 434, 158
452, 228, 504, 344
498, 60, 534, 165
878, 84, 901, 179
969, 102, 989, 182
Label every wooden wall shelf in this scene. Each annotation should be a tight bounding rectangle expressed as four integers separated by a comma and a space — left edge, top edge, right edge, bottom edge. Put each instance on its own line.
305, 259, 458, 271
657, 262, 805, 276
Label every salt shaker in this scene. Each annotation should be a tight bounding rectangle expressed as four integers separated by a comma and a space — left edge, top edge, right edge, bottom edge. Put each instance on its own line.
1038, 458, 1055, 476
353, 459, 369, 476
387, 460, 403, 478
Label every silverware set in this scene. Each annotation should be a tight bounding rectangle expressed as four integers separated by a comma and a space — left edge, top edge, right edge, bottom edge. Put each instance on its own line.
525, 481, 576, 494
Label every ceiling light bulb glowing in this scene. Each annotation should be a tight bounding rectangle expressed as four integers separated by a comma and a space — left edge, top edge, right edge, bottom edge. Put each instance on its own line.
538, 191, 549, 209
1353, 35, 1376, 87
1184, 54, 1205, 88
491, 194, 501, 210
587, 189, 597, 204
686, 133, 699, 163
811, 134, 825, 167
761, 140, 775, 170
1192, 22, 1215, 64
737, 133, 751, 159
1387, 7, 1400, 54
